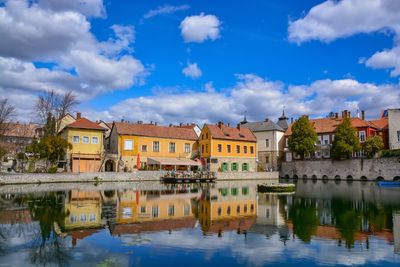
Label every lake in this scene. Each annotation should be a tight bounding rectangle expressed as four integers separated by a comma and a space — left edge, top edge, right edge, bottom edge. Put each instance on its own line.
0, 179, 399, 267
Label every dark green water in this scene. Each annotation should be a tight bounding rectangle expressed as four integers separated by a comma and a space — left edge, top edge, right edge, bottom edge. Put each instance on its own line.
0, 180, 399, 267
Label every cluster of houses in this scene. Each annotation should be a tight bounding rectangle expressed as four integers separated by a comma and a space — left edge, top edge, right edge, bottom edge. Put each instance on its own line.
1, 108, 400, 173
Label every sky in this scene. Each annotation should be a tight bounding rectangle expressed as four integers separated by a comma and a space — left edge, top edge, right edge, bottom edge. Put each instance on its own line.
1, 0, 400, 125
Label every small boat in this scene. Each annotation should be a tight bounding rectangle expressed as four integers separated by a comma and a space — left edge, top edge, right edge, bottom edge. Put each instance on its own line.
160, 171, 217, 184
377, 181, 400, 187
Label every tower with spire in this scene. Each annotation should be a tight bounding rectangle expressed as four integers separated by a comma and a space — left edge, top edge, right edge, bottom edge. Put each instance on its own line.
277, 109, 289, 130
240, 110, 248, 124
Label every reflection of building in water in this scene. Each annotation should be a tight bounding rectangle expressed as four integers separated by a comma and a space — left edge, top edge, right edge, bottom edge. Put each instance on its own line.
199, 185, 257, 235
256, 193, 285, 226
63, 191, 103, 246
110, 188, 200, 235
394, 212, 400, 254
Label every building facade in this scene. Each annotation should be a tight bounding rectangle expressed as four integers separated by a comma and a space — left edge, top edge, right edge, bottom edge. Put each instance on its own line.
0, 122, 41, 156
199, 122, 257, 172
284, 110, 382, 161
388, 109, 400, 150
60, 113, 106, 173
109, 122, 200, 172
242, 118, 286, 171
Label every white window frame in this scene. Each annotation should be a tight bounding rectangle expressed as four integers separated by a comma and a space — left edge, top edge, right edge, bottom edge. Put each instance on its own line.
359, 131, 366, 142
285, 138, 289, 147
185, 143, 191, 153
82, 136, 90, 144
265, 139, 269, 148
124, 140, 133, 150
153, 141, 160, 152
92, 136, 99, 144
73, 136, 80, 144
323, 135, 330, 144
169, 142, 176, 153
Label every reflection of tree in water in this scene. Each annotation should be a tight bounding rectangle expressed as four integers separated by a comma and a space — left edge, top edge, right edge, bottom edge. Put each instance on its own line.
288, 198, 319, 243
24, 192, 70, 266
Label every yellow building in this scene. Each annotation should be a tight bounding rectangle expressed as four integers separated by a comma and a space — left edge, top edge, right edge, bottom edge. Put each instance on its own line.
60, 113, 106, 172
199, 122, 257, 172
109, 122, 201, 171
199, 185, 257, 234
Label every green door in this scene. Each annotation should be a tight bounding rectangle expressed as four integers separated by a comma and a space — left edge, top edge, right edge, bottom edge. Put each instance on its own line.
221, 163, 228, 172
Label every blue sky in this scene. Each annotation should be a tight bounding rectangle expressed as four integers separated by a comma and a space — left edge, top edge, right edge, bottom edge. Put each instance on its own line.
1, 0, 400, 124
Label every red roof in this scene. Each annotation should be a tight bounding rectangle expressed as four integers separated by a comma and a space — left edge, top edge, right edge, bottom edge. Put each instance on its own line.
202, 216, 256, 233
113, 122, 197, 140
206, 124, 257, 142
285, 117, 376, 136
66, 118, 106, 131
369, 117, 388, 130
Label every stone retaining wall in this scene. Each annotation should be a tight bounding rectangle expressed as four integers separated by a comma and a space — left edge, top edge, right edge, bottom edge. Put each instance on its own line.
0, 170, 278, 185
281, 157, 400, 181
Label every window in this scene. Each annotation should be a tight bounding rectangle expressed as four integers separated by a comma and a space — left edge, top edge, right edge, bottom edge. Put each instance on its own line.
227, 206, 231, 215
141, 206, 146, 213
206, 144, 208, 153
266, 156, 270, 164
92, 136, 99, 144
124, 140, 133, 150
70, 214, 78, 223
231, 162, 238, 171
266, 208, 270, 219
152, 206, 159, 218
244, 204, 248, 213
73, 136, 80, 143
185, 143, 191, 153
359, 131, 366, 142
323, 135, 329, 145
236, 145, 240, 153
80, 214, 87, 222
168, 204, 175, 216
250, 146, 254, 154
202, 144, 204, 153
141, 145, 147, 152
231, 188, 238, 196
89, 214, 96, 222
169, 142, 176, 153
206, 133, 208, 139
237, 205, 241, 214
217, 144, 222, 152
244, 146, 247, 154
265, 139, 269, 148
242, 187, 249, 195
242, 163, 249, 171
221, 162, 228, 172
250, 204, 254, 213
184, 204, 191, 216
82, 136, 90, 144
285, 138, 289, 147
397, 130, 400, 142
153, 141, 160, 152
227, 144, 231, 153
217, 207, 222, 216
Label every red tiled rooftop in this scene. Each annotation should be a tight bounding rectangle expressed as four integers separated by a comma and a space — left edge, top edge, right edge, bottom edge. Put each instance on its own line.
66, 117, 106, 131
285, 117, 377, 136
114, 122, 197, 140
369, 117, 388, 130
1, 123, 40, 138
206, 124, 257, 142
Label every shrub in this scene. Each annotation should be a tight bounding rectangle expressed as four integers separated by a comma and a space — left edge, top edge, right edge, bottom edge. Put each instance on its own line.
362, 136, 384, 158
381, 149, 400, 158
48, 166, 58, 173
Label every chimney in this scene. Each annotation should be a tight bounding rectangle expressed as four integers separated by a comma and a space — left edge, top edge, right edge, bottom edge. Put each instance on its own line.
291, 117, 294, 124
227, 123, 230, 127
348, 111, 351, 118
361, 110, 365, 120
76, 112, 81, 119
237, 123, 241, 131
179, 123, 183, 127
335, 112, 339, 119
121, 119, 124, 123
218, 121, 223, 129
155, 122, 157, 126
150, 121, 153, 125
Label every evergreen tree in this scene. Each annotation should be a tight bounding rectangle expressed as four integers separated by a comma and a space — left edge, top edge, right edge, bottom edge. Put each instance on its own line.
331, 117, 361, 160
288, 116, 318, 159
43, 113, 56, 137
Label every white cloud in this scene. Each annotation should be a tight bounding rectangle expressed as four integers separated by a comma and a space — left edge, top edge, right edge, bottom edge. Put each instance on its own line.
288, 0, 400, 43
288, 0, 400, 77
180, 13, 221, 43
37, 0, 105, 18
182, 62, 202, 79
0, 0, 146, 103
143, 4, 190, 19
86, 75, 400, 125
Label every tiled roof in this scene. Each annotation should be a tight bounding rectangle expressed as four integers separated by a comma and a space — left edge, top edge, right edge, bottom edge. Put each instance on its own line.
110, 218, 196, 235
203, 216, 256, 233
242, 120, 285, 132
114, 122, 197, 140
285, 117, 376, 136
206, 124, 257, 142
369, 117, 388, 130
66, 118, 106, 131
2, 123, 40, 138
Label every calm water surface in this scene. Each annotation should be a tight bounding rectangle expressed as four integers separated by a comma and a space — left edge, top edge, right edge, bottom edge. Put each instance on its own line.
0, 179, 399, 267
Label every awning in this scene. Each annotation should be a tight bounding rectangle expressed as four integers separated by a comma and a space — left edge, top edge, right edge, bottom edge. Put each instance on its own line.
147, 157, 202, 166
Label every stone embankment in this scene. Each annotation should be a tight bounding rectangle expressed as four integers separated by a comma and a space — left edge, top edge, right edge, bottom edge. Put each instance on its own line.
0, 171, 278, 185
281, 157, 400, 181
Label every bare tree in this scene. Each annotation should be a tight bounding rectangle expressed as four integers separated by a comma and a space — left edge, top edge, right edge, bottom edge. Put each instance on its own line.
35, 90, 79, 133
0, 98, 16, 137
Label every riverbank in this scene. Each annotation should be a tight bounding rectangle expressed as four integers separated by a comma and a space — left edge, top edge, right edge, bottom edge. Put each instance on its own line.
0, 170, 279, 185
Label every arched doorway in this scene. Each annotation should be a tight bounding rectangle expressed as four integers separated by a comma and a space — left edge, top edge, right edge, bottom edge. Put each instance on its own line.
105, 160, 115, 172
